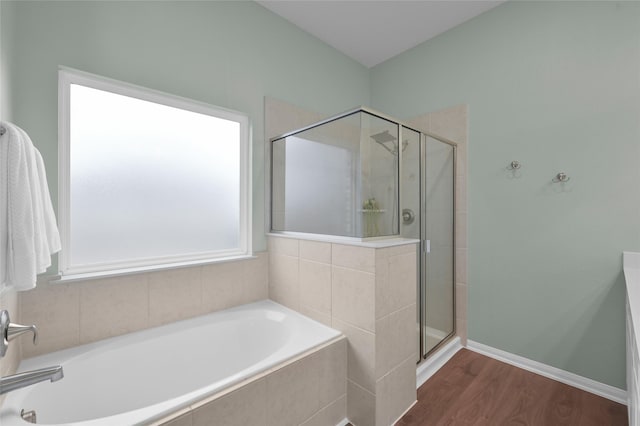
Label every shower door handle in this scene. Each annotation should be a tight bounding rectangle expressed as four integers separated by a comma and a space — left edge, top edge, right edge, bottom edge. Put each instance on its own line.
423, 240, 431, 253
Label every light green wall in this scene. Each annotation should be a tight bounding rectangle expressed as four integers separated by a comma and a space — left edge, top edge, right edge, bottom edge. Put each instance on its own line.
0, 0, 14, 122
372, 1, 640, 388
1, 0, 370, 265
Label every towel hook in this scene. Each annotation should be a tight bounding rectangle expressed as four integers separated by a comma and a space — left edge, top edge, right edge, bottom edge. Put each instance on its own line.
552, 172, 570, 183
507, 160, 521, 170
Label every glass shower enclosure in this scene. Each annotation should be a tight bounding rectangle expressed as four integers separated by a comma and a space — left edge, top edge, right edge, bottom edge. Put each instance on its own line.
271, 110, 400, 238
270, 107, 457, 360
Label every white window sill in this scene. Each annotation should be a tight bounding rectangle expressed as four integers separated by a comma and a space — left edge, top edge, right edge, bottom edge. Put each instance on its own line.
50, 254, 257, 284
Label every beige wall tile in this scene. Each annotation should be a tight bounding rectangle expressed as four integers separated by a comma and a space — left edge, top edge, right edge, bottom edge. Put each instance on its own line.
148, 267, 202, 327
268, 236, 299, 257
347, 380, 375, 426
160, 413, 193, 426
244, 252, 269, 303
20, 283, 81, 358
201, 261, 244, 313
456, 283, 467, 321
331, 244, 375, 273
376, 252, 416, 319
299, 240, 331, 264
456, 211, 467, 249
456, 317, 467, 346
314, 338, 347, 408
456, 174, 467, 212
404, 113, 431, 133
332, 266, 375, 332
264, 97, 323, 140
375, 356, 417, 426
300, 260, 331, 314
79, 274, 149, 344
266, 356, 319, 426
456, 145, 467, 178
379, 244, 417, 258
456, 248, 467, 285
429, 104, 467, 145
300, 395, 347, 426
299, 304, 332, 327
332, 318, 376, 394
268, 254, 299, 310
375, 304, 418, 380
192, 379, 267, 426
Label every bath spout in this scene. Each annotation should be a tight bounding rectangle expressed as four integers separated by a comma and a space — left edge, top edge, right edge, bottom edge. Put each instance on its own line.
0, 365, 63, 395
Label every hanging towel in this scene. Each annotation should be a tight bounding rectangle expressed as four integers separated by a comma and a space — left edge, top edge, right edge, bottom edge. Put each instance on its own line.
1, 121, 61, 291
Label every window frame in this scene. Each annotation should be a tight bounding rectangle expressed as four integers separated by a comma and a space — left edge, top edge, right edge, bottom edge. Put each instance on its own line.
58, 67, 252, 277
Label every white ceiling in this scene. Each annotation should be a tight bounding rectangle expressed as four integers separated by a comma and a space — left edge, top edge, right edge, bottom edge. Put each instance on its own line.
258, 1, 505, 68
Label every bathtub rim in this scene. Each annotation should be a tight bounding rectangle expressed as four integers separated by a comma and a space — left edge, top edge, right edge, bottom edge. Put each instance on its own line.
0, 300, 344, 426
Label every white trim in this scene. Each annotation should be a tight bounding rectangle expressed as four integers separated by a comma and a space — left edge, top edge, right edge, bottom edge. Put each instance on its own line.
49, 254, 257, 284
335, 419, 350, 426
467, 340, 627, 405
57, 67, 252, 275
416, 336, 463, 387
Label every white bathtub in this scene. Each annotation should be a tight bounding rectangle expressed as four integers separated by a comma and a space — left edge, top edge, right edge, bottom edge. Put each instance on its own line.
0, 300, 342, 426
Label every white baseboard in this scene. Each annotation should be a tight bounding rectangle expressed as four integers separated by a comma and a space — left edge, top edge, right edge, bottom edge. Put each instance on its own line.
467, 340, 627, 405
336, 419, 350, 426
416, 336, 463, 388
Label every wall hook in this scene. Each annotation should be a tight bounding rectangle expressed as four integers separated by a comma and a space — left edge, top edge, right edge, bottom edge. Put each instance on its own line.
508, 160, 521, 170
552, 172, 570, 183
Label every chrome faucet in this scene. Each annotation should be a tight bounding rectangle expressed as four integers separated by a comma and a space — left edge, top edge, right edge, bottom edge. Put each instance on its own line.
1, 309, 37, 357
0, 310, 64, 395
0, 365, 64, 395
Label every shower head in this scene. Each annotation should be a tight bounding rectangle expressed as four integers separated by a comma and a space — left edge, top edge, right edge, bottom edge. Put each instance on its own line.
370, 130, 397, 144
370, 130, 398, 155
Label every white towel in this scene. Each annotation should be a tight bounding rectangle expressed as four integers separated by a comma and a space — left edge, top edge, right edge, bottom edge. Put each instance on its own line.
1, 121, 61, 291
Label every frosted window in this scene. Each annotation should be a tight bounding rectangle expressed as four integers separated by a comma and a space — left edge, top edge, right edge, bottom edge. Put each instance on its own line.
62, 76, 249, 273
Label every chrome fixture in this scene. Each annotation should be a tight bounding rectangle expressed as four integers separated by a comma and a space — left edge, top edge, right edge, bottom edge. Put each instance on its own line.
0, 310, 63, 396
1, 310, 37, 357
552, 172, 570, 183
0, 365, 64, 395
402, 208, 415, 225
21, 409, 37, 424
508, 160, 521, 170
370, 130, 409, 156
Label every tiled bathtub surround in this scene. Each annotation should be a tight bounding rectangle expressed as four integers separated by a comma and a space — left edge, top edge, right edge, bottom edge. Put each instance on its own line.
155, 337, 347, 426
2, 333, 346, 425
268, 235, 418, 426
17, 253, 268, 358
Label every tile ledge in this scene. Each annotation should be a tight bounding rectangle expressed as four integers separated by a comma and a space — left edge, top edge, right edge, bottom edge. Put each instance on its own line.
268, 232, 418, 248
48, 254, 258, 284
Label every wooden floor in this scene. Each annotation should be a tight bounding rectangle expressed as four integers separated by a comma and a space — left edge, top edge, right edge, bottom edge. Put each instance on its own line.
397, 349, 628, 426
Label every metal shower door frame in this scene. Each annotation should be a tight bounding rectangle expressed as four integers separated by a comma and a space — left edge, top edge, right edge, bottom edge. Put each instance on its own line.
418, 131, 457, 361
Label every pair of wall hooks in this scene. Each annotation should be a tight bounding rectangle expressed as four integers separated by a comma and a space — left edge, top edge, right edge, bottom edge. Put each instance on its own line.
508, 160, 570, 183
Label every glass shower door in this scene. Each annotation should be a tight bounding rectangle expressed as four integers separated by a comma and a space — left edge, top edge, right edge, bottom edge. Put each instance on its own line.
401, 129, 455, 359
422, 136, 455, 355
